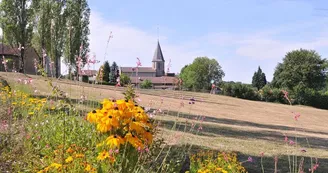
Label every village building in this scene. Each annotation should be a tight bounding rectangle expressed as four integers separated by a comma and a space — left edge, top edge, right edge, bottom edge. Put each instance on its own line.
0, 43, 57, 76
119, 41, 178, 89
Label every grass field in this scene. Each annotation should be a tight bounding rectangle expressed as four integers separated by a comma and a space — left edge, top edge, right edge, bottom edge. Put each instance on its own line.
1, 72, 328, 172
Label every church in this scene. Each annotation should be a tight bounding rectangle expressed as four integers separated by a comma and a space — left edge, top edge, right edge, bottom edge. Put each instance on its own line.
119, 41, 178, 89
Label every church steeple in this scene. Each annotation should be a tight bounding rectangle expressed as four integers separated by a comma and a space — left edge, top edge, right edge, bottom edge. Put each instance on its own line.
152, 41, 165, 77
152, 41, 165, 62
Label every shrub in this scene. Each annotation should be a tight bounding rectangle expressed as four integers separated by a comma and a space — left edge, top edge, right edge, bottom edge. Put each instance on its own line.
222, 82, 233, 96
293, 84, 328, 109
120, 73, 131, 86
260, 85, 286, 103
140, 79, 153, 89
222, 82, 259, 100
189, 150, 247, 173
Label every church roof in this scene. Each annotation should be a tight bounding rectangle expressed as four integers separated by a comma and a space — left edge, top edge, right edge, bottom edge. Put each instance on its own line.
152, 41, 165, 62
120, 67, 156, 73
130, 76, 177, 84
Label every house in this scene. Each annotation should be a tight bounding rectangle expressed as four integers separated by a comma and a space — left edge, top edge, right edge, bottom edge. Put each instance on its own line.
0, 43, 47, 75
78, 70, 98, 82
119, 41, 178, 89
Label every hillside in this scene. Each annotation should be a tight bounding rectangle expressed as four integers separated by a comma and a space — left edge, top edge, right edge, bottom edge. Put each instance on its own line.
1, 72, 328, 172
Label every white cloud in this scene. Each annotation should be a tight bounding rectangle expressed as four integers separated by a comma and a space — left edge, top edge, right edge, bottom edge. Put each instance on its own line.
235, 34, 328, 60
61, 11, 202, 76
86, 12, 201, 73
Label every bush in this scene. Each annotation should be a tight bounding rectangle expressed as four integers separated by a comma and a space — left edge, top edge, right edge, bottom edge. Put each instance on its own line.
292, 84, 328, 109
120, 73, 131, 86
140, 79, 153, 89
260, 85, 286, 103
222, 82, 260, 100
222, 82, 233, 96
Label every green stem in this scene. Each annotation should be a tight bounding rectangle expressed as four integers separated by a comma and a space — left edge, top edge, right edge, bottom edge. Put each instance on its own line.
261, 156, 265, 173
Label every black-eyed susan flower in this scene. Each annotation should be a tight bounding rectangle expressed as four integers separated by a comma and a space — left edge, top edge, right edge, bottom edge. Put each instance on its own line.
105, 135, 124, 148
97, 150, 109, 161
125, 133, 144, 149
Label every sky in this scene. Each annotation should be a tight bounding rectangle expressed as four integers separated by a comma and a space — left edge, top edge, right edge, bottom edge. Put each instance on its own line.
2, 0, 328, 83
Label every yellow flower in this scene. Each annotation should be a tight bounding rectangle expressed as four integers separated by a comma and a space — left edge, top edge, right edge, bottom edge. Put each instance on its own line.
75, 153, 85, 158
143, 131, 153, 145
65, 156, 73, 163
87, 110, 98, 123
221, 170, 228, 173
50, 163, 62, 169
100, 112, 119, 128
96, 122, 112, 133
129, 121, 146, 134
97, 150, 109, 161
105, 135, 124, 148
85, 164, 92, 171
216, 167, 222, 171
125, 133, 144, 149
28, 112, 34, 115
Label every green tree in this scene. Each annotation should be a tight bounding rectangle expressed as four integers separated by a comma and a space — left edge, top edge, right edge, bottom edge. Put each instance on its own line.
63, 0, 90, 79
272, 49, 328, 91
180, 57, 225, 91
32, 0, 67, 77
96, 65, 104, 82
31, 0, 52, 67
0, 0, 35, 73
120, 73, 131, 86
140, 79, 152, 89
252, 66, 267, 90
103, 61, 110, 82
109, 61, 119, 83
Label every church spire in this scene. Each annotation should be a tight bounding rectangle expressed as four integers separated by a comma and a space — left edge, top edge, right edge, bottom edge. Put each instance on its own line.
152, 41, 165, 62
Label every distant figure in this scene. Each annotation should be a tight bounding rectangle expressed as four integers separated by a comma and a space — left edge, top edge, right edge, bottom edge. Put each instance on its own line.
116, 76, 121, 87
211, 84, 216, 94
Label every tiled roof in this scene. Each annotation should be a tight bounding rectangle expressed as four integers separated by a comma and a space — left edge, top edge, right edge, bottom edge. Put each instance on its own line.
130, 76, 178, 84
120, 67, 156, 73
79, 70, 98, 76
0, 43, 20, 56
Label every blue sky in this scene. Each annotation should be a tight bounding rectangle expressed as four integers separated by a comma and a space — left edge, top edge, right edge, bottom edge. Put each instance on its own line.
76, 0, 328, 83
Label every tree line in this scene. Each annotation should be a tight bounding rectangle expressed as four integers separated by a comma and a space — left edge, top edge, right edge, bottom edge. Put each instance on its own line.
0, 0, 90, 78
179, 49, 328, 109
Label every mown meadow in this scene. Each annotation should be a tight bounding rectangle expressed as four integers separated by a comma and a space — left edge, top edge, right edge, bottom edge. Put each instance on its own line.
1, 71, 328, 173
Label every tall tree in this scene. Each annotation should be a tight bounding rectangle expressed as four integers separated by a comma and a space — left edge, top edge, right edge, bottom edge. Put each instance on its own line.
252, 66, 267, 90
50, 1, 67, 78
31, 0, 51, 67
0, 0, 35, 73
109, 61, 119, 83
272, 49, 328, 91
103, 61, 110, 82
180, 57, 225, 91
63, 0, 90, 79
31, 0, 67, 77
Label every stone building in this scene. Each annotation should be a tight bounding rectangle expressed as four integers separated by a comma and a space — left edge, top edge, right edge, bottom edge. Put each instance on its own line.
0, 43, 39, 74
